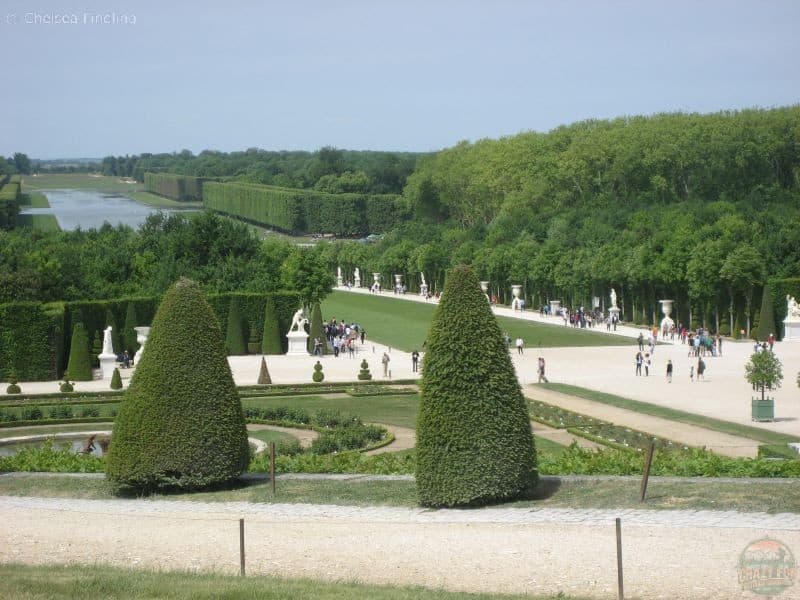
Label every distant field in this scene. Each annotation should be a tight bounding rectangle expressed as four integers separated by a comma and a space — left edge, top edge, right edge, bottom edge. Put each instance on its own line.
17, 192, 50, 208
15, 214, 60, 231
322, 291, 635, 352
23, 173, 143, 193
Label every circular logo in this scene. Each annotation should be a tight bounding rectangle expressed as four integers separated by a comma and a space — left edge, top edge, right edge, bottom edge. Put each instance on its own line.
738, 537, 796, 596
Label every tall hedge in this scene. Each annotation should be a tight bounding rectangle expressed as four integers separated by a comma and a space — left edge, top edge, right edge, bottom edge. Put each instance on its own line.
225, 296, 247, 355
106, 278, 249, 491
307, 302, 327, 355
416, 264, 537, 507
66, 322, 93, 381
0, 301, 62, 381
261, 296, 282, 354
144, 172, 206, 202
122, 301, 140, 355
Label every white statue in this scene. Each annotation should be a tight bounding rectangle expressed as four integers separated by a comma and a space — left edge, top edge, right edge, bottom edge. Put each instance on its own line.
610, 288, 618, 308
787, 295, 800, 319
354, 267, 360, 280
420, 272, 426, 286
102, 326, 114, 356
337, 266, 342, 279
289, 308, 307, 332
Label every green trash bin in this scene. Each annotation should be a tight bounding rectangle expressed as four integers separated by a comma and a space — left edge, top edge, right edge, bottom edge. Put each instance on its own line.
751, 397, 774, 422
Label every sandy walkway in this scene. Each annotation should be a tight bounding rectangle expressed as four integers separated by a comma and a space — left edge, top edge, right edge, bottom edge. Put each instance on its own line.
2, 496, 798, 599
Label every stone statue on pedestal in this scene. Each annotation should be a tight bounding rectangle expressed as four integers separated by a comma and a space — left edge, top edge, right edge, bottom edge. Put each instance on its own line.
610, 288, 618, 308
101, 326, 114, 356
787, 295, 800, 320
290, 308, 307, 332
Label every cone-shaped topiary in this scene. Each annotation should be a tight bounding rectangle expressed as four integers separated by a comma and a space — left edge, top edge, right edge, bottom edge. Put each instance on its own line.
110, 367, 123, 390
416, 264, 537, 507
257, 356, 272, 385
261, 297, 282, 354
357, 359, 372, 381
312, 360, 324, 382
122, 302, 140, 355
105, 309, 122, 354
225, 296, 247, 355
307, 302, 327, 355
66, 323, 93, 381
756, 283, 777, 342
106, 278, 249, 491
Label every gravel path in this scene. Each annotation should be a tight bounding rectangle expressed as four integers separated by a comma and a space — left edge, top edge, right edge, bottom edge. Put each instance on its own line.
2, 495, 799, 599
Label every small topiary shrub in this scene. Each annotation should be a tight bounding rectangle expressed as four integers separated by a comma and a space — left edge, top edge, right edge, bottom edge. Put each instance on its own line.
312, 360, 325, 382
110, 368, 123, 390
106, 278, 249, 492
60, 381, 74, 393
416, 264, 537, 507
6, 378, 21, 394
66, 322, 93, 381
357, 359, 372, 381
257, 356, 272, 385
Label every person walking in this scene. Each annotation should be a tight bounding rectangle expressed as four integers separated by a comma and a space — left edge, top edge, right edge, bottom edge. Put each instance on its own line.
515, 337, 524, 355
644, 353, 651, 376
411, 350, 420, 373
768, 333, 775, 352
666, 359, 673, 383
361, 329, 366, 344
537, 357, 549, 383
637, 332, 644, 352
635, 351, 643, 376
381, 351, 390, 377
689, 364, 694, 382
697, 357, 706, 381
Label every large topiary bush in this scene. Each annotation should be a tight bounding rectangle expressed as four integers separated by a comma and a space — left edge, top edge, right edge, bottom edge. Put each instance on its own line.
225, 296, 247, 355
66, 323, 93, 381
261, 297, 282, 354
416, 264, 537, 507
755, 283, 777, 342
106, 278, 249, 491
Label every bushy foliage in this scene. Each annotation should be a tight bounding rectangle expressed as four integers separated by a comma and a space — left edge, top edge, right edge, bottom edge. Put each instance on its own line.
257, 356, 271, 385
0, 301, 62, 381
225, 296, 247, 355
106, 278, 249, 491
745, 351, 783, 401
416, 265, 537, 507
312, 361, 325, 383
144, 172, 206, 202
261, 297, 282, 354
60, 381, 74, 393
66, 323, 93, 381
110, 368, 122, 390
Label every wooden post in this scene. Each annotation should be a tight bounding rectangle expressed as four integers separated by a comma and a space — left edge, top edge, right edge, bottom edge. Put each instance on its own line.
639, 440, 655, 502
239, 518, 245, 576
269, 441, 276, 496
616, 517, 624, 600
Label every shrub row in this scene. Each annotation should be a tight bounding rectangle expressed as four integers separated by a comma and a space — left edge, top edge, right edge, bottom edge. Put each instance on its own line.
0, 180, 21, 229
144, 172, 206, 202
0, 404, 116, 423
203, 181, 404, 236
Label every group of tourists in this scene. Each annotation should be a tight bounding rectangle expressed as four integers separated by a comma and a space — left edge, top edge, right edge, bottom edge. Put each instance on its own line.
317, 318, 366, 358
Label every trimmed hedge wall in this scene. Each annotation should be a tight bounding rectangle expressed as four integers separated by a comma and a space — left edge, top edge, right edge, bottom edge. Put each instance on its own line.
144, 172, 206, 202
0, 181, 21, 229
203, 181, 403, 236
0, 291, 301, 382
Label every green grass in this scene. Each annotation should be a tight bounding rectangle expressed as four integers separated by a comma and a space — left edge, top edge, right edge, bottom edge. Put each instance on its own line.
246, 428, 298, 445
125, 191, 203, 209
23, 173, 143, 192
2, 472, 798, 513
322, 291, 635, 352
15, 214, 61, 231
242, 394, 421, 429
17, 192, 50, 208
0, 563, 583, 600
540, 383, 800, 445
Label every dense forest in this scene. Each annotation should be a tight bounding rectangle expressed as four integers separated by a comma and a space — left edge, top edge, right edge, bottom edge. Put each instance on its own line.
3, 106, 800, 335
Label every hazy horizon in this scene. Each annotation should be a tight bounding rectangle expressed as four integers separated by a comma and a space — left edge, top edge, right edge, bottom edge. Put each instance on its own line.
2, 0, 798, 159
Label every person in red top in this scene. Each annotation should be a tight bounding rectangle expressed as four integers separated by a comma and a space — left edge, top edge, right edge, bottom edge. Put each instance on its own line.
768, 333, 775, 351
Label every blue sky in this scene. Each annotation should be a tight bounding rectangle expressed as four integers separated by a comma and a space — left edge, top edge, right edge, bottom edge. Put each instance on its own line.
2, 0, 798, 158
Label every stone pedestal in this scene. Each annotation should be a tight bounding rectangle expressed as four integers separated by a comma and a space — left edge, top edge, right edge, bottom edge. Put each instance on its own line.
337, 275, 343, 287
609, 306, 621, 323
98, 353, 117, 380
549, 300, 561, 315
783, 319, 800, 341
420, 283, 428, 297
286, 330, 310, 356
354, 274, 361, 288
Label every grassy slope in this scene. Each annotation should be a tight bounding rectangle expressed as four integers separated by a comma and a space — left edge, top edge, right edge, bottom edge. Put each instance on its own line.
322, 291, 635, 352
15, 214, 60, 231
125, 191, 202, 209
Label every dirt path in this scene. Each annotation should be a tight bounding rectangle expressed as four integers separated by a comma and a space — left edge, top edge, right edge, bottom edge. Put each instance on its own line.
363, 424, 415, 455
525, 387, 762, 458
2, 496, 797, 599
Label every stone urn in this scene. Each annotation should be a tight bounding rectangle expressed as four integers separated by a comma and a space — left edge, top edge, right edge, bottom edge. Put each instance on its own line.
480, 281, 490, 302
659, 299, 675, 336
133, 326, 150, 366
372, 272, 382, 291
511, 284, 523, 310
394, 274, 403, 292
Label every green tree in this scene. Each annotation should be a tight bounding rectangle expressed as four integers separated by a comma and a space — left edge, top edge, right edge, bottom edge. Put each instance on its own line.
225, 296, 247, 355
416, 265, 537, 507
280, 246, 334, 306
261, 297, 282, 354
106, 278, 249, 491
745, 351, 783, 401
66, 323, 93, 381
307, 302, 327, 355
719, 244, 764, 338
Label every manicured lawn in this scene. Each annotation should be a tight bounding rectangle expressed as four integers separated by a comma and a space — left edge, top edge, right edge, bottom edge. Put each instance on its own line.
15, 214, 61, 231
541, 383, 800, 445
246, 428, 297, 445
18, 192, 50, 207
241, 394, 420, 429
2, 472, 798, 513
0, 563, 582, 600
322, 291, 635, 352
125, 191, 203, 210
23, 173, 143, 192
